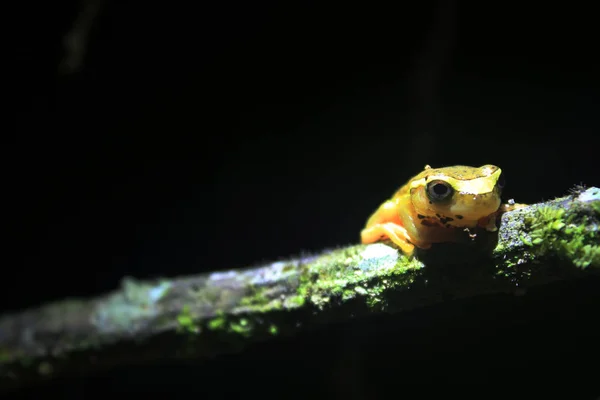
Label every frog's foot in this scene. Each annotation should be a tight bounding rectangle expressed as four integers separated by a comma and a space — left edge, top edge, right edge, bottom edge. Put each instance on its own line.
479, 214, 498, 232
500, 202, 528, 213
361, 222, 418, 257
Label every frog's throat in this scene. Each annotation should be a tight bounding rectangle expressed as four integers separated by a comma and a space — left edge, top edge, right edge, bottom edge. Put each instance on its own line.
409, 168, 502, 195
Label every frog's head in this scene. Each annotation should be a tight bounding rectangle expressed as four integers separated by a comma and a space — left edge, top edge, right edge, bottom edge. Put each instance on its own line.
409, 164, 504, 228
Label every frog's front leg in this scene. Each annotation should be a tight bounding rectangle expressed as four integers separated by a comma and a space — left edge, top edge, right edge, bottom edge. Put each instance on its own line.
480, 202, 529, 231
361, 222, 417, 256
499, 202, 528, 213
360, 200, 423, 256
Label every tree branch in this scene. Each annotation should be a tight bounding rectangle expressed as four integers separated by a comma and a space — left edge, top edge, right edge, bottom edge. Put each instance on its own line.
59, 0, 105, 75
1, 187, 599, 393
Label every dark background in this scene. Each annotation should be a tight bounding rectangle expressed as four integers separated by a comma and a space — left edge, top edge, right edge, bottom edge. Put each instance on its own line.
8, 0, 600, 398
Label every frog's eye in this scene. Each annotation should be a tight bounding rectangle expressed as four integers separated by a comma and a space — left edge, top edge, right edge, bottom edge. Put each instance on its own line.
426, 180, 454, 202
497, 174, 505, 189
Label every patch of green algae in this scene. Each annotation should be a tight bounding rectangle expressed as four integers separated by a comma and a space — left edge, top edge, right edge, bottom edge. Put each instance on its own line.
493, 207, 537, 280
176, 305, 200, 333
494, 187, 600, 279
205, 313, 256, 338
523, 203, 600, 269
299, 243, 425, 312
202, 243, 424, 337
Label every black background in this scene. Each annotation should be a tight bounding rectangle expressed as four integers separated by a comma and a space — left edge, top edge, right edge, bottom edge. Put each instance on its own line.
8, 0, 600, 397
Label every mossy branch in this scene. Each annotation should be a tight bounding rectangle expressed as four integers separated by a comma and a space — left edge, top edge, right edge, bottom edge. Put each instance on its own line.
1, 187, 599, 393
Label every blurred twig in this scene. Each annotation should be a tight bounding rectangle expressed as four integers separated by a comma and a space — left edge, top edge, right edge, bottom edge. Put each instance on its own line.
60, 0, 105, 74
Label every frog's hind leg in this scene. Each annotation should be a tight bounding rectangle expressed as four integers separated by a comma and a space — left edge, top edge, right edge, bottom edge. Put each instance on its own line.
361, 222, 417, 257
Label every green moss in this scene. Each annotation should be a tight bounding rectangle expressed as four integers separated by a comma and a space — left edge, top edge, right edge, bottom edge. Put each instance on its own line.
297, 243, 424, 311
198, 243, 423, 337
207, 315, 227, 331
229, 318, 253, 337
525, 205, 599, 269
206, 314, 260, 338
283, 295, 305, 308
238, 285, 284, 313
238, 275, 310, 313
176, 305, 200, 334
591, 200, 600, 215
297, 284, 309, 298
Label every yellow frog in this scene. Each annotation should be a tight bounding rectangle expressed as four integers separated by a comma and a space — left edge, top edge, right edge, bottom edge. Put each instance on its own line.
361, 164, 525, 257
